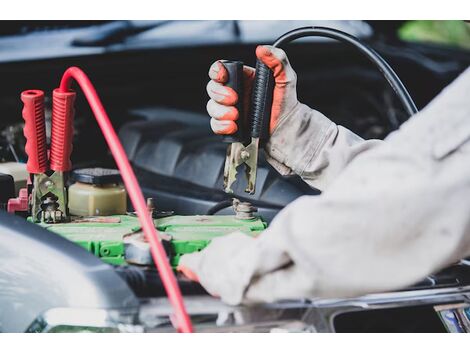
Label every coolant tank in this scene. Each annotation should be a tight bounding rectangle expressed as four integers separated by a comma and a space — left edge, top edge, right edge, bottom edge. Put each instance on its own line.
68, 168, 127, 216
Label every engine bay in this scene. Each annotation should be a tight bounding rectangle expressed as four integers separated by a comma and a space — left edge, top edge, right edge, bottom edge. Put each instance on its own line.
1, 20, 470, 333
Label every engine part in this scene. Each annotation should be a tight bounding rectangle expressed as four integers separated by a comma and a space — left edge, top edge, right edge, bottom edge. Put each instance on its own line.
232, 198, 257, 220
114, 265, 207, 298
0, 123, 25, 163
0, 162, 28, 194
0, 173, 15, 210
68, 168, 127, 216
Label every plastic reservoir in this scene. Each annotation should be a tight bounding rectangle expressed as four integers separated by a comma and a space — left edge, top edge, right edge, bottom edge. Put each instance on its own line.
68, 168, 127, 216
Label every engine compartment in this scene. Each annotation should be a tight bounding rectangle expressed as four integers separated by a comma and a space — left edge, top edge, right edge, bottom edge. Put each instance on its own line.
1, 21, 470, 333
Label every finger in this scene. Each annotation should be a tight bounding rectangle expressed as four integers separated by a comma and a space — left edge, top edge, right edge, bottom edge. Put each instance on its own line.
208, 60, 228, 83
210, 118, 237, 135
206, 80, 238, 106
177, 265, 200, 282
244, 265, 315, 304
255, 45, 296, 83
179, 232, 258, 305
207, 99, 238, 121
210, 62, 255, 84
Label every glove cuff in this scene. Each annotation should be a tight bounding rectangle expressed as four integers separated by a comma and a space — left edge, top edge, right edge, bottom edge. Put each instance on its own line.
265, 103, 336, 177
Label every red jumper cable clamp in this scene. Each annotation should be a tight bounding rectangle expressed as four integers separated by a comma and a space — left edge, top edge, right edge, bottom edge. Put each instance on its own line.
21, 89, 76, 223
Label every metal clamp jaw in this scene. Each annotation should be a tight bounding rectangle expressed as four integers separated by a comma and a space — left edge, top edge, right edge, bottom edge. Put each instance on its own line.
221, 59, 274, 195
31, 172, 68, 223
223, 138, 259, 194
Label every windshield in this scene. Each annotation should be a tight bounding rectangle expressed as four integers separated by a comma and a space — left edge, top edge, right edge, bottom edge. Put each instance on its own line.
0, 20, 373, 63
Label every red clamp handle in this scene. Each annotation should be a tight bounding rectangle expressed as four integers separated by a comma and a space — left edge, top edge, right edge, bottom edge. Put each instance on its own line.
21, 90, 47, 174
50, 89, 76, 172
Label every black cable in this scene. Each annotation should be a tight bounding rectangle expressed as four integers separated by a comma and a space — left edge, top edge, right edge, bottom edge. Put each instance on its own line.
206, 199, 233, 215
272, 26, 419, 118
114, 265, 206, 297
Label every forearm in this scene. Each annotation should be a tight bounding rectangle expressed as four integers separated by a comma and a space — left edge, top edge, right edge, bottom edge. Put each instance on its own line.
245, 67, 470, 302
246, 140, 470, 303
265, 103, 381, 190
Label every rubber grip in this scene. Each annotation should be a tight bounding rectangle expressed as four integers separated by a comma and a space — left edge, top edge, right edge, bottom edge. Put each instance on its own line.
50, 89, 76, 172
249, 59, 274, 142
21, 90, 47, 174
220, 60, 247, 144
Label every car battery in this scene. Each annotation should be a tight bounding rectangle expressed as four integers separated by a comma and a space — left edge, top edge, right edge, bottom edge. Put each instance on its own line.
37, 213, 267, 268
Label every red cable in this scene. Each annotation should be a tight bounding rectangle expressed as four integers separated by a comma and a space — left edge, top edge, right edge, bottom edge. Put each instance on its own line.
58, 67, 193, 333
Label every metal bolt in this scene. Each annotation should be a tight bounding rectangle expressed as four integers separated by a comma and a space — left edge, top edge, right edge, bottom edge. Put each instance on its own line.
147, 198, 155, 212
232, 199, 257, 220
240, 150, 250, 161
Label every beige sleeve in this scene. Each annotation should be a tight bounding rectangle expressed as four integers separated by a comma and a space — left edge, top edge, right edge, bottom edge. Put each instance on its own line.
243, 67, 470, 303
265, 103, 382, 190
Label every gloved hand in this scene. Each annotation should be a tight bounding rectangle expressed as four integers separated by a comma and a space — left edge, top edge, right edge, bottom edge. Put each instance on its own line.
207, 45, 358, 190
207, 45, 299, 136
178, 230, 292, 305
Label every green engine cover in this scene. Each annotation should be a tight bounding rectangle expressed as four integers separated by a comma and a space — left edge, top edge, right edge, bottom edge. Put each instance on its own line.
38, 214, 267, 267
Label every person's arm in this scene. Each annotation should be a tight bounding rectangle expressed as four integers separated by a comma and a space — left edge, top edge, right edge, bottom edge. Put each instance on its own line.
181, 67, 470, 305
265, 103, 381, 190
207, 45, 380, 191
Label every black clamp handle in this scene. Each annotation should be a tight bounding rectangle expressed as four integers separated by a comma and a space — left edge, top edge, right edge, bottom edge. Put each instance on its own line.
249, 59, 274, 145
220, 60, 247, 144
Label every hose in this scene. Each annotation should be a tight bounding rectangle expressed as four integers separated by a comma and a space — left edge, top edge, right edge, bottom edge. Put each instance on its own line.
58, 67, 193, 333
272, 26, 419, 118
114, 265, 207, 297
206, 199, 233, 215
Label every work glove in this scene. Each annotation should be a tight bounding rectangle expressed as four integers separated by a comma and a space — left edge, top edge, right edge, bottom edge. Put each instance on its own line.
178, 230, 292, 305
207, 45, 299, 136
